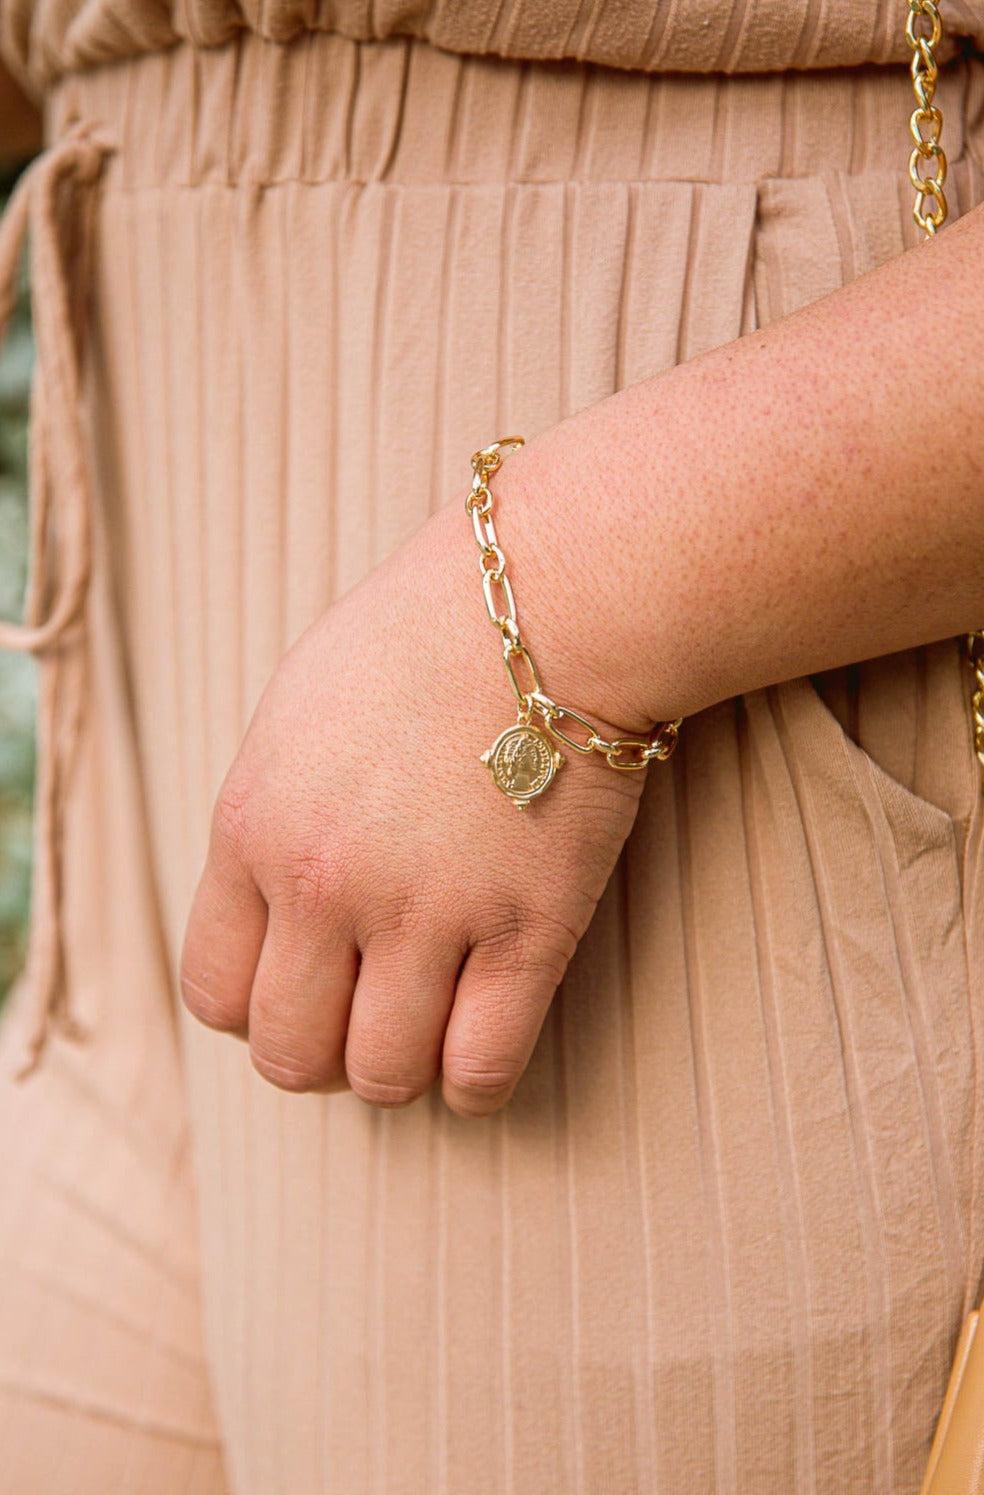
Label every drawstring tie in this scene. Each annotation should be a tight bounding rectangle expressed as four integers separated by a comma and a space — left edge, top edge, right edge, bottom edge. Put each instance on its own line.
0, 121, 116, 1077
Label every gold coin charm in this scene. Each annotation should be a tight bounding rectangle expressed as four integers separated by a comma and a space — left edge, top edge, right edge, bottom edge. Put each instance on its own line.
480, 723, 565, 808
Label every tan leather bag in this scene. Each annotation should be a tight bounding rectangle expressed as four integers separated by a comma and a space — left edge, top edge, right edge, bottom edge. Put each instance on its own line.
919, 1307, 984, 1494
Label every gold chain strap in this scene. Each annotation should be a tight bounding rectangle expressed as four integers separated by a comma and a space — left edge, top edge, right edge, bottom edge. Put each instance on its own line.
906, 0, 984, 790
466, 438, 681, 808
907, 0, 949, 233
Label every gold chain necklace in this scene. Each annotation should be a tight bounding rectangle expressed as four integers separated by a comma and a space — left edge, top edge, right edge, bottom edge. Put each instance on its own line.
906, 0, 984, 791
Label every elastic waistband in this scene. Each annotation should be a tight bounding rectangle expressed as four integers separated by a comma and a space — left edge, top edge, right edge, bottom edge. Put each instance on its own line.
47, 30, 984, 192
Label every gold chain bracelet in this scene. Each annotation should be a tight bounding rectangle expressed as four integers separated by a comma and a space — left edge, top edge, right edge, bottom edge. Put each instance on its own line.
466, 438, 682, 808
906, 0, 984, 791
467, 13, 984, 809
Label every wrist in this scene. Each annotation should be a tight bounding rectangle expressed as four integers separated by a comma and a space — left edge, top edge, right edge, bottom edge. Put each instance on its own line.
471, 412, 711, 736
457, 440, 662, 748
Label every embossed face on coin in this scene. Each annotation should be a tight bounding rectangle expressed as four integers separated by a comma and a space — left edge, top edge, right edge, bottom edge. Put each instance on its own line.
480, 723, 562, 805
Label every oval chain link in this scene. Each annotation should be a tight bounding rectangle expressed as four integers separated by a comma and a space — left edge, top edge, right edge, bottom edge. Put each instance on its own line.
466, 439, 682, 772
907, 0, 948, 233
906, 2, 984, 791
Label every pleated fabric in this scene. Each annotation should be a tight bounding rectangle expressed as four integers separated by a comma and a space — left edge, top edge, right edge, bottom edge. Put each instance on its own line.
2, 17, 984, 1494
5, 0, 984, 91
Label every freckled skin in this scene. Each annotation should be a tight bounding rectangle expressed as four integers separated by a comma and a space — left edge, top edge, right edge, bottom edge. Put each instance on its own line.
495, 198, 984, 722
181, 199, 984, 1114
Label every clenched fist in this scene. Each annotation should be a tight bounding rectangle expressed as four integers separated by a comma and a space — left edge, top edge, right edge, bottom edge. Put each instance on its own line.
179, 451, 658, 1117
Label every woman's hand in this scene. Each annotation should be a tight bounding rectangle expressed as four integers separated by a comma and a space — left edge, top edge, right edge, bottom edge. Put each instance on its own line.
180, 191, 984, 1120
179, 465, 659, 1118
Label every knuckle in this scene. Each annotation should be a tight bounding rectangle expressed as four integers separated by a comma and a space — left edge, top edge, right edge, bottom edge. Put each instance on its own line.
444, 1091, 512, 1119
277, 845, 346, 916
472, 903, 528, 962
525, 907, 581, 966
358, 884, 425, 949
442, 1051, 520, 1099
346, 1063, 433, 1108
250, 1046, 343, 1094
179, 971, 244, 1032
477, 903, 579, 977
210, 779, 254, 860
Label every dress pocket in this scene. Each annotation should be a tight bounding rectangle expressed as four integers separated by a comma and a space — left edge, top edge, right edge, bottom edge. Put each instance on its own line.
798, 637, 977, 833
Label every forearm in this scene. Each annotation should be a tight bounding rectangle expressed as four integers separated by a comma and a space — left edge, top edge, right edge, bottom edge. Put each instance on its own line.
489, 200, 984, 731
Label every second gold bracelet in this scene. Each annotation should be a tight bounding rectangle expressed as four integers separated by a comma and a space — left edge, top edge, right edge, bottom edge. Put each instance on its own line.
466, 437, 683, 809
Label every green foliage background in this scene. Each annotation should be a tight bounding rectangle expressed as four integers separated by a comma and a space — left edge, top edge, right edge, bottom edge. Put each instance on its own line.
0, 166, 37, 1002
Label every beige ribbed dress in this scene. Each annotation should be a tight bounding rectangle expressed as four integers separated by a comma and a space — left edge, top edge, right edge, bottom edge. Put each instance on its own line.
1, 3, 984, 1491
